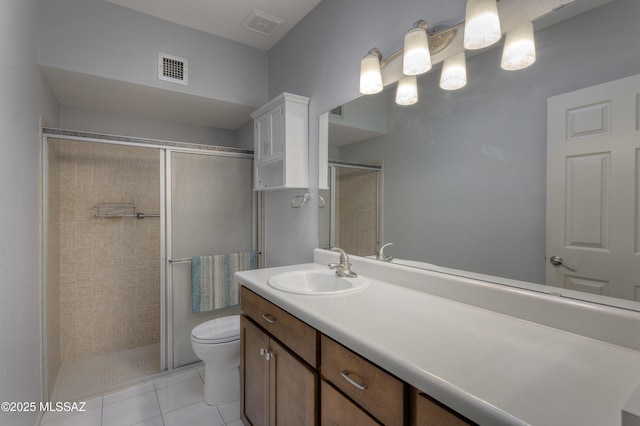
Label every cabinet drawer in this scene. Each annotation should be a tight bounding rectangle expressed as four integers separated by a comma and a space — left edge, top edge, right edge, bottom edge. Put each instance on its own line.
321, 335, 404, 426
411, 388, 474, 426
321, 380, 378, 426
241, 287, 318, 367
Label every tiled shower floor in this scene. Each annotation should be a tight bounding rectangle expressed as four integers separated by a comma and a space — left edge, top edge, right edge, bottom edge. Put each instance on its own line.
40, 366, 242, 426
50, 344, 161, 403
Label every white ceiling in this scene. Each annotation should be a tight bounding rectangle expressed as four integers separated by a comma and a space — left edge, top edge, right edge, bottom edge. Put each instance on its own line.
104, 0, 322, 50
45, 0, 613, 132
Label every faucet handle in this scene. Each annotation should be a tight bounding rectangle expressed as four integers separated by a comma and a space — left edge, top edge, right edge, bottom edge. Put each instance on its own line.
377, 242, 394, 261
328, 247, 357, 278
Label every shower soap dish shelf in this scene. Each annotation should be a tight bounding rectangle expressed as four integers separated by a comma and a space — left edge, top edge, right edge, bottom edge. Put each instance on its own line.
94, 203, 159, 219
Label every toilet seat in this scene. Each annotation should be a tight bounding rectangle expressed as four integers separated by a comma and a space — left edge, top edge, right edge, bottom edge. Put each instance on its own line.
191, 315, 240, 345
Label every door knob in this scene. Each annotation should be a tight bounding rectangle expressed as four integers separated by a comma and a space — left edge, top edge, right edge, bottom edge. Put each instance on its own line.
549, 256, 576, 271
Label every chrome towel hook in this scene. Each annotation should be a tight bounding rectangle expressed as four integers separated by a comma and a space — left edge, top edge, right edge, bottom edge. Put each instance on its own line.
291, 192, 311, 208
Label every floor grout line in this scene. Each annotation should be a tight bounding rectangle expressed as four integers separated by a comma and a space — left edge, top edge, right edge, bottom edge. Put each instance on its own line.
41, 366, 240, 426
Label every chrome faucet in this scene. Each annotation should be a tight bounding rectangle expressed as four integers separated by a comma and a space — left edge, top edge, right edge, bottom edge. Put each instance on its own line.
376, 242, 394, 262
328, 247, 358, 278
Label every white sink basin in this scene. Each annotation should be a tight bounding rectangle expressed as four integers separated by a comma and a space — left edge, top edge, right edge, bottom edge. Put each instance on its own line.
267, 269, 368, 295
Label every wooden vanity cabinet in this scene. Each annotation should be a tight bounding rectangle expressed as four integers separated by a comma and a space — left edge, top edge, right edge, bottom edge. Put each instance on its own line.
411, 388, 475, 426
320, 335, 405, 426
320, 380, 379, 426
240, 286, 475, 426
240, 288, 319, 426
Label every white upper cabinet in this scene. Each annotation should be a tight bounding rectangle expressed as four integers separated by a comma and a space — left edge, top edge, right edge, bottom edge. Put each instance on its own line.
250, 93, 309, 191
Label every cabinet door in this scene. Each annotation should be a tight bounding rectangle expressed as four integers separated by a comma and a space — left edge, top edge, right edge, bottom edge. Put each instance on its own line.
255, 113, 272, 164
241, 287, 318, 368
320, 380, 378, 426
269, 104, 285, 159
270, 339, 317, 425
411, 388, 474, 426
241, 317, 270, 426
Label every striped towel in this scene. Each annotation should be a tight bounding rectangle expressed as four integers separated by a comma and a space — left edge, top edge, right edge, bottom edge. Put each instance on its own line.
191, 252, 257, 313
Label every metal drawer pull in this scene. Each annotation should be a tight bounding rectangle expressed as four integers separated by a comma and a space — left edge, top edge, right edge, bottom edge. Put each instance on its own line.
265, 351, 275, 361
259, 347, 266, 357
340, 371, 368, 390
261, 314, 277, 324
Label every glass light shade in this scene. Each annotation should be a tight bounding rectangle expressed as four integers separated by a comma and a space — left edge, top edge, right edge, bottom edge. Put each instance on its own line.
463, 0, 502, 50
403, 27, 432, 76
501, 22, 536, 70
359, 53, 383, 95
440, 52, 467, 91
395, 75, 418, 106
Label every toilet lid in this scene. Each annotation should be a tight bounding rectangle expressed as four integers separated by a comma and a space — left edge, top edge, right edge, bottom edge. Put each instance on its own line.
191, 315, 240, 343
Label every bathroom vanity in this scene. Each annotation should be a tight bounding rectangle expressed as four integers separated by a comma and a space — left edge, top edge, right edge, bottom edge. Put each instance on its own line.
236, 249, 640, 425
240, 286, 470, 425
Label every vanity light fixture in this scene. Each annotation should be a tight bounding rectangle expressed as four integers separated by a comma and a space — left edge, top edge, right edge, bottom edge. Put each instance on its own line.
358, 21, 460, 97
403, 20, 432, 76
440, 52, 467, 90
501, 22, 536, 70
359, 48, 384, 95
395, 75, 419, 105
359, 0, 538, 101
463, 0, 502, 50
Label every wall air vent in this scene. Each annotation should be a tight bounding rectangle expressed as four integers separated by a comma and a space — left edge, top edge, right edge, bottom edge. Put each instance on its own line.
158, 52, 188, 85
242, 9, 285, 37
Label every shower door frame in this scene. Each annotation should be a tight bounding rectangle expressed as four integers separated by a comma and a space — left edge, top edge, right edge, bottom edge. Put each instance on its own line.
164, 149, 261, 369
40, 129, 261, 402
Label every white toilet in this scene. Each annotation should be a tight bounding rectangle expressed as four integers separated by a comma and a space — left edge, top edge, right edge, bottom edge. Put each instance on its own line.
190, 314, 241, 405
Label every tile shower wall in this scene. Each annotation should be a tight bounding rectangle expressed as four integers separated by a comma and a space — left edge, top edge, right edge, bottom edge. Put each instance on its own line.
55, 140, 160, 363
335, 167, 379, 256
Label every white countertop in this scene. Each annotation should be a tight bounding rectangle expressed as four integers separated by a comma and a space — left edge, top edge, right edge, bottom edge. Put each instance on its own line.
236, 262, 640, 426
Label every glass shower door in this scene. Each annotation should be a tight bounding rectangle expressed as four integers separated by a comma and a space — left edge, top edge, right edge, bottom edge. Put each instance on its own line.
167, 151, 254, 368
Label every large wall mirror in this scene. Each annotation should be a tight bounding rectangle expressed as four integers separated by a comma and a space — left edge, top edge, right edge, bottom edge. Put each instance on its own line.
319, 0, 640, 311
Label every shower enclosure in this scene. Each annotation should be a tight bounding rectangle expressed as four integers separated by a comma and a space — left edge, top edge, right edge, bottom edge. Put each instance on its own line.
42, 130, 259, 402
319, 162, 382, 256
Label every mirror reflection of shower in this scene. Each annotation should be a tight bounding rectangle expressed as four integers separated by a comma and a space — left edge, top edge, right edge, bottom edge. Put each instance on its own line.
319, 163, 382, 256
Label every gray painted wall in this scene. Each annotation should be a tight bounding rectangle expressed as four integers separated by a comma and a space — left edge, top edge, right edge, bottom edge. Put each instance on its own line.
235, 121, 255, 151
266, 0, 640, 271
0, 0, 59, 424
39, 0, 269, 108
60, 106, 238, 147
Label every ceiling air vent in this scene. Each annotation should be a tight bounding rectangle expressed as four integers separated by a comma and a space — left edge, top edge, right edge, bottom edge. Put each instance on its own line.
242, 9, 285, 37
158, 52, 188, 85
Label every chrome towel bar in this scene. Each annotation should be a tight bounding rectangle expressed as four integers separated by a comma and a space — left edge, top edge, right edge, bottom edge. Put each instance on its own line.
169, 252, 262, 264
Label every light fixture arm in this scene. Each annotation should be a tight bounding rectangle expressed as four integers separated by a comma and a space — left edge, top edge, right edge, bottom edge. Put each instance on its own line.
412, 19, 429, 32
365, 0, 502, 72
374, 21, 460, 70
367, 47, 383, 62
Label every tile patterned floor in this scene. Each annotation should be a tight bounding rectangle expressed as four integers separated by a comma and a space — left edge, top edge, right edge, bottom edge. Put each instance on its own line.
40, 367, 242, 426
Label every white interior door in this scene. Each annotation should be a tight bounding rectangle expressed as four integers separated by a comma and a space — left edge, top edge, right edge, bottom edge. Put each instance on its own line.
546, 73, 640, 301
